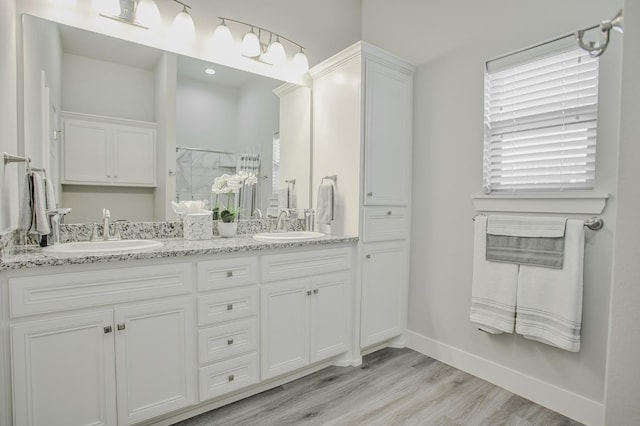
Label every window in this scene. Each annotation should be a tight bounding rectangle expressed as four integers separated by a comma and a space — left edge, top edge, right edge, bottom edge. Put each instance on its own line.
484, 42, 599, 193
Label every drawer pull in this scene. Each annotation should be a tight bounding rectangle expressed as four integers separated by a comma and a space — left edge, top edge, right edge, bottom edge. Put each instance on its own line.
227, 338, 234, 345
227, 304, 233, 311
366, 254, 371, 259
226, 271, 233, 278
313, 289, 319, 295
228, 374, 235, 382
104, 326, 113, 334
306, 290, 312, 296
367, 192, 373, 196
387, 211, 392, 215
117, 323, 126, 331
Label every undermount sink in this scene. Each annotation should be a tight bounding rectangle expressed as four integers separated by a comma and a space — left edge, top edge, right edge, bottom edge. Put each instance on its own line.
253, 231, 325, 242
43, 239, 163, 255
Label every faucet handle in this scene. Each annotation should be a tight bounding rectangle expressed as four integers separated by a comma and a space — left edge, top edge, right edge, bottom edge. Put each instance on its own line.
90, 224, 101, 241
103, 208, 110, 219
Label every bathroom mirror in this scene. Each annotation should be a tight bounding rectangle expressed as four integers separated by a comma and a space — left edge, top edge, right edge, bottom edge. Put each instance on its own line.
20, 14, 311, 224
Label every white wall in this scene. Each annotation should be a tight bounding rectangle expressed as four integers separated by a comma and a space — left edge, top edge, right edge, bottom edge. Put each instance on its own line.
362, 0, 623, 422
155, 52, 177, 221
0, 0, 18, 234
62, 186, 155, 223
603, 0, 640, 423
175, 78, 238, 152
62, 53, 155, 122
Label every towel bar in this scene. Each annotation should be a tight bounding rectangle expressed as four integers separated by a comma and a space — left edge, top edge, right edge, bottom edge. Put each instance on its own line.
472, 214, 604, 231
321, 175, 337, 184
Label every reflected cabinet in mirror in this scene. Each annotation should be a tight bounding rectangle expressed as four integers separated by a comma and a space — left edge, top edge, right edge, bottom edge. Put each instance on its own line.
20, 14, 311, 224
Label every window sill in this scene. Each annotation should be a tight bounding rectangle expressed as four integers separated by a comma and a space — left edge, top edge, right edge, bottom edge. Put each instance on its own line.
472, 193, 609, 215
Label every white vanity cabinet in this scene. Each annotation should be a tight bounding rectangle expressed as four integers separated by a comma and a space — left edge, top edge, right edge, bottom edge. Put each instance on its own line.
62, 112, 156, 187
7, 262, 196, 426
311, 42, 414, 351
260, 248, 351, 380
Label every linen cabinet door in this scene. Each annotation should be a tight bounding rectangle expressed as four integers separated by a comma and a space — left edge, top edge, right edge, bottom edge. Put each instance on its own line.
62, 119, 111, 184
11, 311, 117, 426
112, 125, 156, 186
310, 272, 349, 363
260, 279, 310, 380
114, 298, 195, 425
361, 241, 407, 347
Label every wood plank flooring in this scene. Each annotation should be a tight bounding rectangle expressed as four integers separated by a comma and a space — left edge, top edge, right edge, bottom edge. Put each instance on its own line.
174, 348, 582, 426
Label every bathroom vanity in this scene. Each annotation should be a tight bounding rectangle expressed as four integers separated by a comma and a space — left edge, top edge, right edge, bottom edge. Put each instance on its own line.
0, 236, 358, 426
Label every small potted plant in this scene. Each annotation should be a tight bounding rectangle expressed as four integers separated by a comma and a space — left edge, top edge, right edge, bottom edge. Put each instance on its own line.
211, 171, 258, 237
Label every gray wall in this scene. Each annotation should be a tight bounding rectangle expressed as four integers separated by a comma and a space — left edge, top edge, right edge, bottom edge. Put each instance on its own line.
363, 0, 623, 407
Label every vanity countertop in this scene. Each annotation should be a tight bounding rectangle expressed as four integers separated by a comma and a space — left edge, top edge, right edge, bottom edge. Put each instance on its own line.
0, 234, 358, 271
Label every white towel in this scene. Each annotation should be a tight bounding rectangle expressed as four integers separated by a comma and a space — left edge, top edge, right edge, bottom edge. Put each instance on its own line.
470, 216, 519, 333
44, 177, 57, 209
316, 183, 334, 225
487, 215, 567, 237
31, 173, 51, 236
18, 174, 33, 232
278, 188, 289, 209
515, 219, 585, 352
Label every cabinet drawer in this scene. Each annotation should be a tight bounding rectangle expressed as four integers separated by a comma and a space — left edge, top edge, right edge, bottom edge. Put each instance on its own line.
261, 247, 351, 283
199, 353, 259, 402
197, 257, 258, 291
9, 263, 192, 318
197, 287, 258, 326
198, 319, 258, 364
363, 207, 408, 242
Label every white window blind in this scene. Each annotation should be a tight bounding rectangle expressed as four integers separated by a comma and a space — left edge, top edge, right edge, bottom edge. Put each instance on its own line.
484, 42, 599, 193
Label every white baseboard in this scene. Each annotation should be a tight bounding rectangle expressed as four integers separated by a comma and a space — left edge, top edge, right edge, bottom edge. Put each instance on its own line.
406, 330, 604, 426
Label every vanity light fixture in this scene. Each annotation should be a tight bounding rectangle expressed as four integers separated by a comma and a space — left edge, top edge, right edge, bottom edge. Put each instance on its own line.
214, 17, 309, 72
171, 0, 196, 41
95, 0, 160, 29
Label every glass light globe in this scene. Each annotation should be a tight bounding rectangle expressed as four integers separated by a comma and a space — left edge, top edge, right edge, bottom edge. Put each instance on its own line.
172, 9, 196, 42
241, 30, 261, 58
291, 51, 310, 73
213, 22, 233, 46
264, 40, 286, 66
135, 0, 161, 28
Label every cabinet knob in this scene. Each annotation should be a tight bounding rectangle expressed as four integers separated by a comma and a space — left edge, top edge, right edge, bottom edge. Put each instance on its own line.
367, 192, 373, 197
227, 304, 234, 311
226, 271, 233, 278
228, 374, 235, 382
313, 289, 319, 295
104, 326, 113, 334
387, 211, 392, 215
227, 338, 234, 345
306, 290, 312, 296
366, 254, 371, 259
117, 323, 126, 331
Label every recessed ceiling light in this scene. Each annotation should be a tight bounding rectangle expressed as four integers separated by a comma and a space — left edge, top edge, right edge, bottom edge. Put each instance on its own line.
205, 68, 216, 75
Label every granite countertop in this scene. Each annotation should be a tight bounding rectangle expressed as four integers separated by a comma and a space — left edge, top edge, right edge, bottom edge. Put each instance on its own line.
0, 234, 358, 271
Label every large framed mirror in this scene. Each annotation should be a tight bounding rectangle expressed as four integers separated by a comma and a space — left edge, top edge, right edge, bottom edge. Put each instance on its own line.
20, 14, 311, 224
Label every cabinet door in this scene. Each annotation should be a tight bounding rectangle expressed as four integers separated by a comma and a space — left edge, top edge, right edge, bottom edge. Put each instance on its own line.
361, 242, 407, 347
260, 279, 310, 380
310, 272, 349, 363
63, 119, 111, 184
114, 298, 195, 426
363, 60, 412, 206
11, 311, 117, 426
112, 125, 156, 186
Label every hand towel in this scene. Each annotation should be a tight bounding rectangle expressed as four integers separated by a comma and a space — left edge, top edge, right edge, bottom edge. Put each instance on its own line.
316, 183, 334, 225
18, 174, 34, 232
278, 188, 289, 209
486, 215, 567, 268
470, 216, 519, 334
30, 173, 51, 236
44, 177, 57, 209
515, 219, 585, 352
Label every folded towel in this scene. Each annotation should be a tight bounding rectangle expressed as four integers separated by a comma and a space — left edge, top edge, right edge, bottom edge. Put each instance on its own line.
470, 216, 519, 334
515, 219, 585, 352
316, 183, 334, 225
31, 173, 51, 236
486, 215, 567, 268
278, 188, 289, 209
44, 177, 57, 209
18, 174, 34, 232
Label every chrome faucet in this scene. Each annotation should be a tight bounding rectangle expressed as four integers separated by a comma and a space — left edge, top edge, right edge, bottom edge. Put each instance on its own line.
45, 208, 72, 245
275, 209, 292, 232
95, 208, 121, 241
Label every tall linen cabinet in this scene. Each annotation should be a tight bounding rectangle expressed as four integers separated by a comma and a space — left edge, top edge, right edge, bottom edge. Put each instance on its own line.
310, 42, 415, 352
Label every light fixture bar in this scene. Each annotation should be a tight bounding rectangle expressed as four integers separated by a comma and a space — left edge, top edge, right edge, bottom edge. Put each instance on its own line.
172, 0, 192, 10
219, 16, 305, 52
99, 0, 149, 29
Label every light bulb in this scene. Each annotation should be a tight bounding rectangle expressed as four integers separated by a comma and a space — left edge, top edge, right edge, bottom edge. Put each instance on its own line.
264, 39, 286, 66
241, 29, 261, 58
135, 0, 161, 28
94, 0, 120, 16
172, 8, 196, 42
205, 68, 216, 75
213, 21, 233, 46
291, 51, 309, 73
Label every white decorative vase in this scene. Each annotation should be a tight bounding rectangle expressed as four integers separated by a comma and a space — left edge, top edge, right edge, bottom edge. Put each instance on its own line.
217, 221, 238, 238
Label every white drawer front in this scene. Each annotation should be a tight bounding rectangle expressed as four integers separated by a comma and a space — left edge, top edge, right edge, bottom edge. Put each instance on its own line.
198, 319, 258, 364
197, 287, 258, 326
9, 263, 193, 318
261, 247, 351, 283
363, 207, 408, 242
197, 257, 258, 291
199, 353, 259, 402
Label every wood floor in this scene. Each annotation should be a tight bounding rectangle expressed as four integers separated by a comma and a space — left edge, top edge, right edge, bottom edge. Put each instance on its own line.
174, 348, 582, 426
